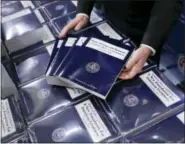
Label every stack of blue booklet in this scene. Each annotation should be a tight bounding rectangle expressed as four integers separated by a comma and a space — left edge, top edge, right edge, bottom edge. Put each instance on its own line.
45, 31, 135, 99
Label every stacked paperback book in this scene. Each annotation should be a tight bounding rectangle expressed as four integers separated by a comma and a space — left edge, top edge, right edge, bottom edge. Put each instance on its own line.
45, 34, 134, 99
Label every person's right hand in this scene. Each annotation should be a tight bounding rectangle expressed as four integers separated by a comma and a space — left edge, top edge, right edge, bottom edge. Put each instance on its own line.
59, 14, 89, 38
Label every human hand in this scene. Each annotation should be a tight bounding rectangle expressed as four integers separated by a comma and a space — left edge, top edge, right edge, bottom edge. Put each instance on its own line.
59, 14, 89, 38
119, 47, 152, 80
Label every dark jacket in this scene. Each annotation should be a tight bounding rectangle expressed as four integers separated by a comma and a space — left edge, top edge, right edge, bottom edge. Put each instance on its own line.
77, 0, 183, 62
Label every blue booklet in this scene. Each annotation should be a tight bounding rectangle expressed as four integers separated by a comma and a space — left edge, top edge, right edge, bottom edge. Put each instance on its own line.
1, 8, 45, 53
1, 2, 24, 17
19, 77, 89, 123
1, 95, 25, 142
124, 110, 184, 143
28, 97, 119, 143
46, 36, 77, 77
2, 1, 14, 6
14, 48, 51, 84
45, 22, 114, 86
43, 1, 76, 20
104, 68, 184, 134
54, 36, 134, 99
160, 47, 184, 86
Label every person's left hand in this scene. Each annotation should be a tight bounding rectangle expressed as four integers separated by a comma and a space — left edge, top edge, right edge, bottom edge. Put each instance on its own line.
119, 47, 152, 80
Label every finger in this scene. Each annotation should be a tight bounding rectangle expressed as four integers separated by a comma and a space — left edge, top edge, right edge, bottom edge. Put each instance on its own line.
120, 64, 142, 80
119, 71, 130, 79
125, 55, 137, 71
59, 19, 78, 38
119, 70, 137, 80
74, 20, 86, 31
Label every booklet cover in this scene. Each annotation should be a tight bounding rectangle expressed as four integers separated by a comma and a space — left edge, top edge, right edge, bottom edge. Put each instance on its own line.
124, 111, 185, 143
19, 77, 88, 123
2, 8, 41, 41
2, 8, 45, 53
14, 50, 50, 84
28, 97, 119, 143
43, 1, 76, 20
1, 95, 25, 142
1, 2, 24, 17
160, 47, 184, 86
105, 68, 184, 134
54, 36, 134, 99
45, 23, 111, 81
46, 37, 77, 77
14, 42, 55, 84
1, 1, 15, 6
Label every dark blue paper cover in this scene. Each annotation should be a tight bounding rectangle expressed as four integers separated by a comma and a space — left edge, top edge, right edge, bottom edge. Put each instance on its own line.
105, 68, 184, 133
19, 77, 89, 123
28, 97, 119, 143
46, 37, 72, 76
14, 48, 50, 84
160, 47, 184, 86
2, 8, 41, 41
1, 95, 25, 142
124, 111, 185, 143
43, 1, 76, 19
55, 36, 134, 99
1, 1, 15, 6
1, 2, 24, 17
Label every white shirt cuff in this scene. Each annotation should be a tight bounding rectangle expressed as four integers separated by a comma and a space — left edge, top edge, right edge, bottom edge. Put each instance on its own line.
140, 44, 156, 56
76, 13, 89, 19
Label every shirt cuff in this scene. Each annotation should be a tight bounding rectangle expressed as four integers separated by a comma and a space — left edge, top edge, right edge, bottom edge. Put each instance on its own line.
76, 13, 89, 19
140, 44, 156, 56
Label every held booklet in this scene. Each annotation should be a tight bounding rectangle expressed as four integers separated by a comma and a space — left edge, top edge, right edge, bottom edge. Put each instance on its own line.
104, 68, 184, 134
54, 36, 134, 99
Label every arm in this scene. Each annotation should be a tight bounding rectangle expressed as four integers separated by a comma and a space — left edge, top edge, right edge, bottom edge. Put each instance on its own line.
59, 0, 95, 38
141, 0, 183, 52
77, 0, 96, 16
120, 0, 183, 80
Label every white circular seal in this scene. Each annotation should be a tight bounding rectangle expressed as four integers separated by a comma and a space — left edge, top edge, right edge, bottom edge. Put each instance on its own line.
29, 59, 39, 67
86, 62, 100, 73
52, 128, 65, 142
37, 89, 50, 99
55, 5, 64, 11
123, 94, 139, 107
177, 55, 185, 75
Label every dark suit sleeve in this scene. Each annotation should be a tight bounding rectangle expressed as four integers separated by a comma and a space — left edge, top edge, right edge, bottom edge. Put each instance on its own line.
141, 0, 183, 52
77, 0, 95, 16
